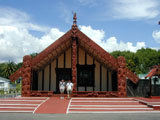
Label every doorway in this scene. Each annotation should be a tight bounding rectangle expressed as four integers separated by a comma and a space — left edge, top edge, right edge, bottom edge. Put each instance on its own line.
55, 68, 72, 93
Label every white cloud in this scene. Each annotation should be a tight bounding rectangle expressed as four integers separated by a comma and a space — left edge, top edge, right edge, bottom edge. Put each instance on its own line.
152, 30, 160, 43
80, 25, 146, 52
79, 25, 105, 43
0, 7, 148, 63
104, 37, 146, 52
39, 28, 64, 49
0, 7, 49, 32
0, 23, 146, 63
0, 26, 64, 63
111, 0, 159, 20
0, 7, 64, 63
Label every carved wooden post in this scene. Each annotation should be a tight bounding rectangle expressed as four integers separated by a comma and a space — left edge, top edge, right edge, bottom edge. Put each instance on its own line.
117, 56, 127, 97
22, 55, 32, 97
72, 38, 77, 92
71, 13, 78, 93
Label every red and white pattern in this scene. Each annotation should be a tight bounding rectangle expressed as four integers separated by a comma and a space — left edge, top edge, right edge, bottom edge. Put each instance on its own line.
67, 98, 159, 113
0, 97, 49, 113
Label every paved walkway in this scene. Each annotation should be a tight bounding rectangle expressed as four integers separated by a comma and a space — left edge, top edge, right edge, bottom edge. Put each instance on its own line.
35, 97, 70, 114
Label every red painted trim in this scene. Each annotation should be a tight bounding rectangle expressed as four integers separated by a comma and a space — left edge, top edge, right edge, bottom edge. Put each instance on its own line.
151, 96, 160, 99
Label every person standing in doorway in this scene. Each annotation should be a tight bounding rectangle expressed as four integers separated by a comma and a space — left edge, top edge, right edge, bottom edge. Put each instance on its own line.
66, 80, 73, 99
59, 79, 65, 99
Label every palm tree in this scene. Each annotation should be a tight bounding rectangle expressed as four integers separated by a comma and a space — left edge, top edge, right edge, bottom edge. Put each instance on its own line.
1, 61, 17, 79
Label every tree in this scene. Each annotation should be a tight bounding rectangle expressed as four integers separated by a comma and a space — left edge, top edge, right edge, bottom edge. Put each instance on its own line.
0, 61, 17, 79
16, 62, 22, 69
110, 48, 160, 74
30, 53, 38, 58
136, 48, 159, 73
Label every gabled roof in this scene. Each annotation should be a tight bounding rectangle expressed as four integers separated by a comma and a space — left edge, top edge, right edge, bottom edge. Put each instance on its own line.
31, 30, 73, 70
31, 28, 118, 71
77, 30, 118, 70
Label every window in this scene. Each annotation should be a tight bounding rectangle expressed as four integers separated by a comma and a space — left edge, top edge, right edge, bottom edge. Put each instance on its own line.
0, 82, 4, 87
77, 64, 95, 87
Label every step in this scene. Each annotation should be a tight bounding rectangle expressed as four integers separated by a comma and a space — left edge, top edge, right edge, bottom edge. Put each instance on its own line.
68, 98, 156, 114
0, 101, 42, 104
71, 101, 138, 102
15, 97, 48, 99
69, 108, 153, 110
0, 108, 34, 111
148, 104, 160, 110
72, 99, 134, 101
72, 98, 133, 99
69, 108, 153, 112
70, 102, 142, 105
0, 99, 44, 102
0, 104, 38, 106
68, 111, 160, 113
70, 105, 148, 108
0, 109, 33, 113
0, 107, 35, 109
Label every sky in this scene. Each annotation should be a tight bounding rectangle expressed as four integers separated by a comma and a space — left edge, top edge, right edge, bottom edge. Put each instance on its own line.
0, 0, 160, 63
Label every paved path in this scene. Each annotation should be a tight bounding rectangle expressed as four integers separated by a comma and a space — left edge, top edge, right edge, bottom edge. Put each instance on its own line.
35, 97, 70, 114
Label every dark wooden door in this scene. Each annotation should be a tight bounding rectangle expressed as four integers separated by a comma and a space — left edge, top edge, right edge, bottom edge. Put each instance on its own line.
77, 64, 95, 91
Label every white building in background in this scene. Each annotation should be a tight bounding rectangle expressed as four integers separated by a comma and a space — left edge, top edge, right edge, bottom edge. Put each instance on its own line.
0, 77, 16, 92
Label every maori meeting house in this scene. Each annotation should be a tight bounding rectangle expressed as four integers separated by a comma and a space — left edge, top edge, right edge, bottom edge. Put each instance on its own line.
10, 13, 139, 97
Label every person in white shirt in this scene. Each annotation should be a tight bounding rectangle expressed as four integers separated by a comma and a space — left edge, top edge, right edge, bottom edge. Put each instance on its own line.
66, 80, 73, 99
59, 79, 65, 99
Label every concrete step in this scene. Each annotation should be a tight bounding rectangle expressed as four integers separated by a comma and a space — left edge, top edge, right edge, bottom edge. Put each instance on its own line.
70, 102, 142, 105
70, 105, 149, 108
0, 97, 49, 113
67, 98, 155, 114
69, 108, 153, 111
68, 111, 160, 113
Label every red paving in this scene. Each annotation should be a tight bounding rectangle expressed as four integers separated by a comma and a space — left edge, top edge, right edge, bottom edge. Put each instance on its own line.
35, 97, 70, 114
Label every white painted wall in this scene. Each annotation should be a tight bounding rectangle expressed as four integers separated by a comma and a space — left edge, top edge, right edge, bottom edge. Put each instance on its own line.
0, 78, 10, 92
